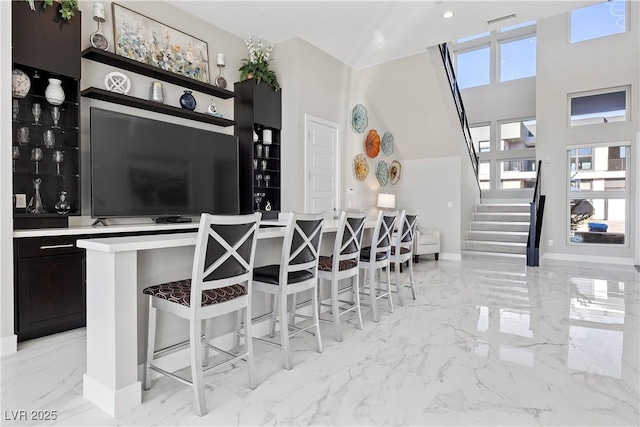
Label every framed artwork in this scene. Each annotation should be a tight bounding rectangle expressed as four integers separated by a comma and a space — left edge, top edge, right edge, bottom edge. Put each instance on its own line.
112, 3, 210, 83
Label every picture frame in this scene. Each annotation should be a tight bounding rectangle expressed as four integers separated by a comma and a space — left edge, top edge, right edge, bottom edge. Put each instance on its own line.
112, 3, 210, 84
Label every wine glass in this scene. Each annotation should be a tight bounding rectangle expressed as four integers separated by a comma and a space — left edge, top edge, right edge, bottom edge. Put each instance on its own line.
264, 174, 271, 188
12, 147, 20, 172
32, 102, 41, 126
254, 192, 264, 211
17, 127, 29, 146
12, 100, 19, 121
261, 159, 268, 170
43, 130, 55, 149
255, 173, 262, 188
51, 106, 61, 129
31, 147, 43, 174
53, 150, 64, 175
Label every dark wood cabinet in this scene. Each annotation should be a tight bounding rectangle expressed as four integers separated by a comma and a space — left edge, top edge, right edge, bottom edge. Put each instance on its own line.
234, 79, 282, 218
14, 236, 86, 342
12, 1, 81, 229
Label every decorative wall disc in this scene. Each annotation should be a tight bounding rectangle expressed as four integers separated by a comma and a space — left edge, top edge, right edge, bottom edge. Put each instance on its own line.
381, 132, 394, 155
376, 160, 389, 186
351, 104, 368, 134
390, 160, 402, 185
365, 129, 381, 158
104, 71, 131, 94
353, 153, 369, 181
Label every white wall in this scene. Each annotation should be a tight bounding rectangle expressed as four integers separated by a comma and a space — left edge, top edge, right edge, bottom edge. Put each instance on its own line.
1, 0, 16, 354
536, 4, 639, 262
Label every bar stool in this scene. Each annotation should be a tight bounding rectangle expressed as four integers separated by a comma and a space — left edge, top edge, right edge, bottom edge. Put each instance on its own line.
389, 210, 418, 305
252, 212, 324, 370
142, 212, 261, 416
359, 210, 397, 322
317, 210, 368, 342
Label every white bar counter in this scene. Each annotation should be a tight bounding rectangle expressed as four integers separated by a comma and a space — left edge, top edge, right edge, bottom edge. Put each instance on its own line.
76, 217, 362, 416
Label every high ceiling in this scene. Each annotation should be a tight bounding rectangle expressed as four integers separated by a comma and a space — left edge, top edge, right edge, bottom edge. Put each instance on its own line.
168, 1, 601, 70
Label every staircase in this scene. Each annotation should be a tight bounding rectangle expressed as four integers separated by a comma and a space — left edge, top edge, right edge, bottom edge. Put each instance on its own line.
464, 201, 530, 260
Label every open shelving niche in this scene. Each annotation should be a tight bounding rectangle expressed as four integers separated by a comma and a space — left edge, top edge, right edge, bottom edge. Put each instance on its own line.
80, 47, 236, 127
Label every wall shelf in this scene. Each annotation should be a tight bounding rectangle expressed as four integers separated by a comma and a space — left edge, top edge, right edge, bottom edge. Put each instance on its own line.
81, 88, 236, 127
81, 47, 235, 99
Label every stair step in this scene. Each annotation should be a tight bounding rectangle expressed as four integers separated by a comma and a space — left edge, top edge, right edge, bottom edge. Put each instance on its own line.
473, 212, 531, 222
476, 204, 530, 213
465, 240, 527, 254
470, 221, 530, 232
461, 251, 526, 263
467, 230, 529, 243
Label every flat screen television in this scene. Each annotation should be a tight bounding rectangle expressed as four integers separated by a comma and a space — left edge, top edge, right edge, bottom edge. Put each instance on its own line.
90, 108, 239, 220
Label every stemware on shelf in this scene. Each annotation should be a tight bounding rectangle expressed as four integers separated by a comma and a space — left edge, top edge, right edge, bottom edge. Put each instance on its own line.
256, 143, 263, 158
31, 147, 43, 174
51, 106, 61, 129
17, 127, 29, 146
255, 173, 262, 188
32, 102, 41, 126
53, 150, 64, 175
253, 159, 258, 169
264, 174, 271, 188
43, 130, 55, 149
254, 192, 265, 211
12, 100, 19, 121
12, 147, 20, 172
264, 145, 270, 158
261, 159, 268, 170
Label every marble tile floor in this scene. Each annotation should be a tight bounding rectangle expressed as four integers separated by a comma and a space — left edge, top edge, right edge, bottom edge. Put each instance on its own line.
1, 258, 639, 426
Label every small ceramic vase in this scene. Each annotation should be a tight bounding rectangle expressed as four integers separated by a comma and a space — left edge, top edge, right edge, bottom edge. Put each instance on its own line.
12, 69, 31, 98
179, 90, 196, 110
45, 78, 65, 105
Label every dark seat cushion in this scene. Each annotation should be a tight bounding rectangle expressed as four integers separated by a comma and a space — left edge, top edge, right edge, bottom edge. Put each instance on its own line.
360, 246, 389, 262
253, 264, 314, 285
391, 246, 411, 255
143, 280, 245, 307
318, 255, 357, 272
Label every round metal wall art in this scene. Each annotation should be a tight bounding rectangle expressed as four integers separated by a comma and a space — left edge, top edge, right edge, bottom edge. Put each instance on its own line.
351, 104, 368, 134
381, 132, 394, 155
365, 129, 381, 158
390, 160, 402, 185
104, 71, 131, 94
353, 153, 369, 181
376, 160, 389, 186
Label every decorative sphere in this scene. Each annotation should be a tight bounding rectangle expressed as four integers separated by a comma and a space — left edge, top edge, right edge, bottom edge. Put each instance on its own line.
12, 69, 31, 98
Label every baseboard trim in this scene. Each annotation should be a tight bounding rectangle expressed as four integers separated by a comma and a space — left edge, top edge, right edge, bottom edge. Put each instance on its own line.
1, 334, 17, 356
541, 253, 636, 266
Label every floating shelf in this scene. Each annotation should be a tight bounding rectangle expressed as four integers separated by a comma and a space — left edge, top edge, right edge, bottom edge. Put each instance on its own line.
81, 47, 235, 99
81, 88, 236, 127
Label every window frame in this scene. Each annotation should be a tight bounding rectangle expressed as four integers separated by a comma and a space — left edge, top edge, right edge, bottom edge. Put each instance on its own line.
454, 43, 492, 89
497, 34, 538, 83
498, 116, 537, 152
569, 0, 629, 44
567, 86, 631, 127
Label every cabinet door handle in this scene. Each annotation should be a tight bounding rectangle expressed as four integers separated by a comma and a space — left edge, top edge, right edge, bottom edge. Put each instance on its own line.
39, 244, 74, 250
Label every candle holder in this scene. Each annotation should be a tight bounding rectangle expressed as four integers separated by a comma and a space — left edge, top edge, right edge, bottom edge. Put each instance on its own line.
214, 53, 227, 89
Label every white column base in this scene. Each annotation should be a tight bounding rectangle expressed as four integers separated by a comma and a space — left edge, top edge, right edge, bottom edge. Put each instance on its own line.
83, 374, 141, 417
1, 334, 17, 355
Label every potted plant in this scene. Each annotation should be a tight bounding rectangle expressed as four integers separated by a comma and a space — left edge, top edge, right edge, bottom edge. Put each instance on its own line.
25, 0, 79, 20
239, 36, 280, 91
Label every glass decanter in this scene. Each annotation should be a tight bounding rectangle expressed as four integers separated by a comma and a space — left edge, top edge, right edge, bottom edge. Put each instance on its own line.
55, 190, 71, 214
26, 177, 47, 214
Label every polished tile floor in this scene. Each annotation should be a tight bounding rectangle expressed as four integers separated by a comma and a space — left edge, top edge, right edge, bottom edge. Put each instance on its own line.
2, 258, 639, 426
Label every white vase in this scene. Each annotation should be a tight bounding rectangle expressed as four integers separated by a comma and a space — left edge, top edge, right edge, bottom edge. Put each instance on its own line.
45, 78, 65, 105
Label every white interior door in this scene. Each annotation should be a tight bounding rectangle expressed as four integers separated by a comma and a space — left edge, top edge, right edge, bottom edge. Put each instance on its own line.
305, 114, 339, 215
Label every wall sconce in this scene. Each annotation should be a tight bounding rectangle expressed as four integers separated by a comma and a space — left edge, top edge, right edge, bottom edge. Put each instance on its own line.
377, 193, 396, 210
90, 2, 109, 51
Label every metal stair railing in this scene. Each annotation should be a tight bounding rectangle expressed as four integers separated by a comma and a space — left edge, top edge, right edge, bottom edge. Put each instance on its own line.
438, 43, 480, 192
527, 160, 545, 267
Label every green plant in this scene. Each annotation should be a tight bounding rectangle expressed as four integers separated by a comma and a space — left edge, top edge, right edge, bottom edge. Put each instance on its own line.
41, 0, 79, 20
239, 36, 280, 91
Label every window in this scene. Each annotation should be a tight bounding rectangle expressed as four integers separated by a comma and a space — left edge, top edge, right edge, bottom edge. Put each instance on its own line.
457, 32, 490, 43
571, 0, 626, 43
569, 88, 628, 126
500, 119, 536, 150
500, 158, 536, 189
470, 124, 491, 153
479, 161, 490, 190
500, 36, 536, 82
568, 143, 629, 245
456, 46, 490, 89
500, 20, 536, 32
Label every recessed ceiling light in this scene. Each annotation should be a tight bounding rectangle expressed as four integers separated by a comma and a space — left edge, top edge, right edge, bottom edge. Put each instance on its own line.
442, 11, 454, 19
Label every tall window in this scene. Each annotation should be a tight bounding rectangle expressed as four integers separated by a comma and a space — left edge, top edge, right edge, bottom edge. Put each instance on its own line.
568, 143, 629, 245
571, 0, 627, 43
569, 88, 628, 126
456, 46, 490, 89
470, 124, 490, 153
500, 119, 536, 150
500, 36, 536, 82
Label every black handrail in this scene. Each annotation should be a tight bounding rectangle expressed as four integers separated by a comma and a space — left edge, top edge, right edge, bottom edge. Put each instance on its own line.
438, 43, 480, 188
527, 160, 545, 267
